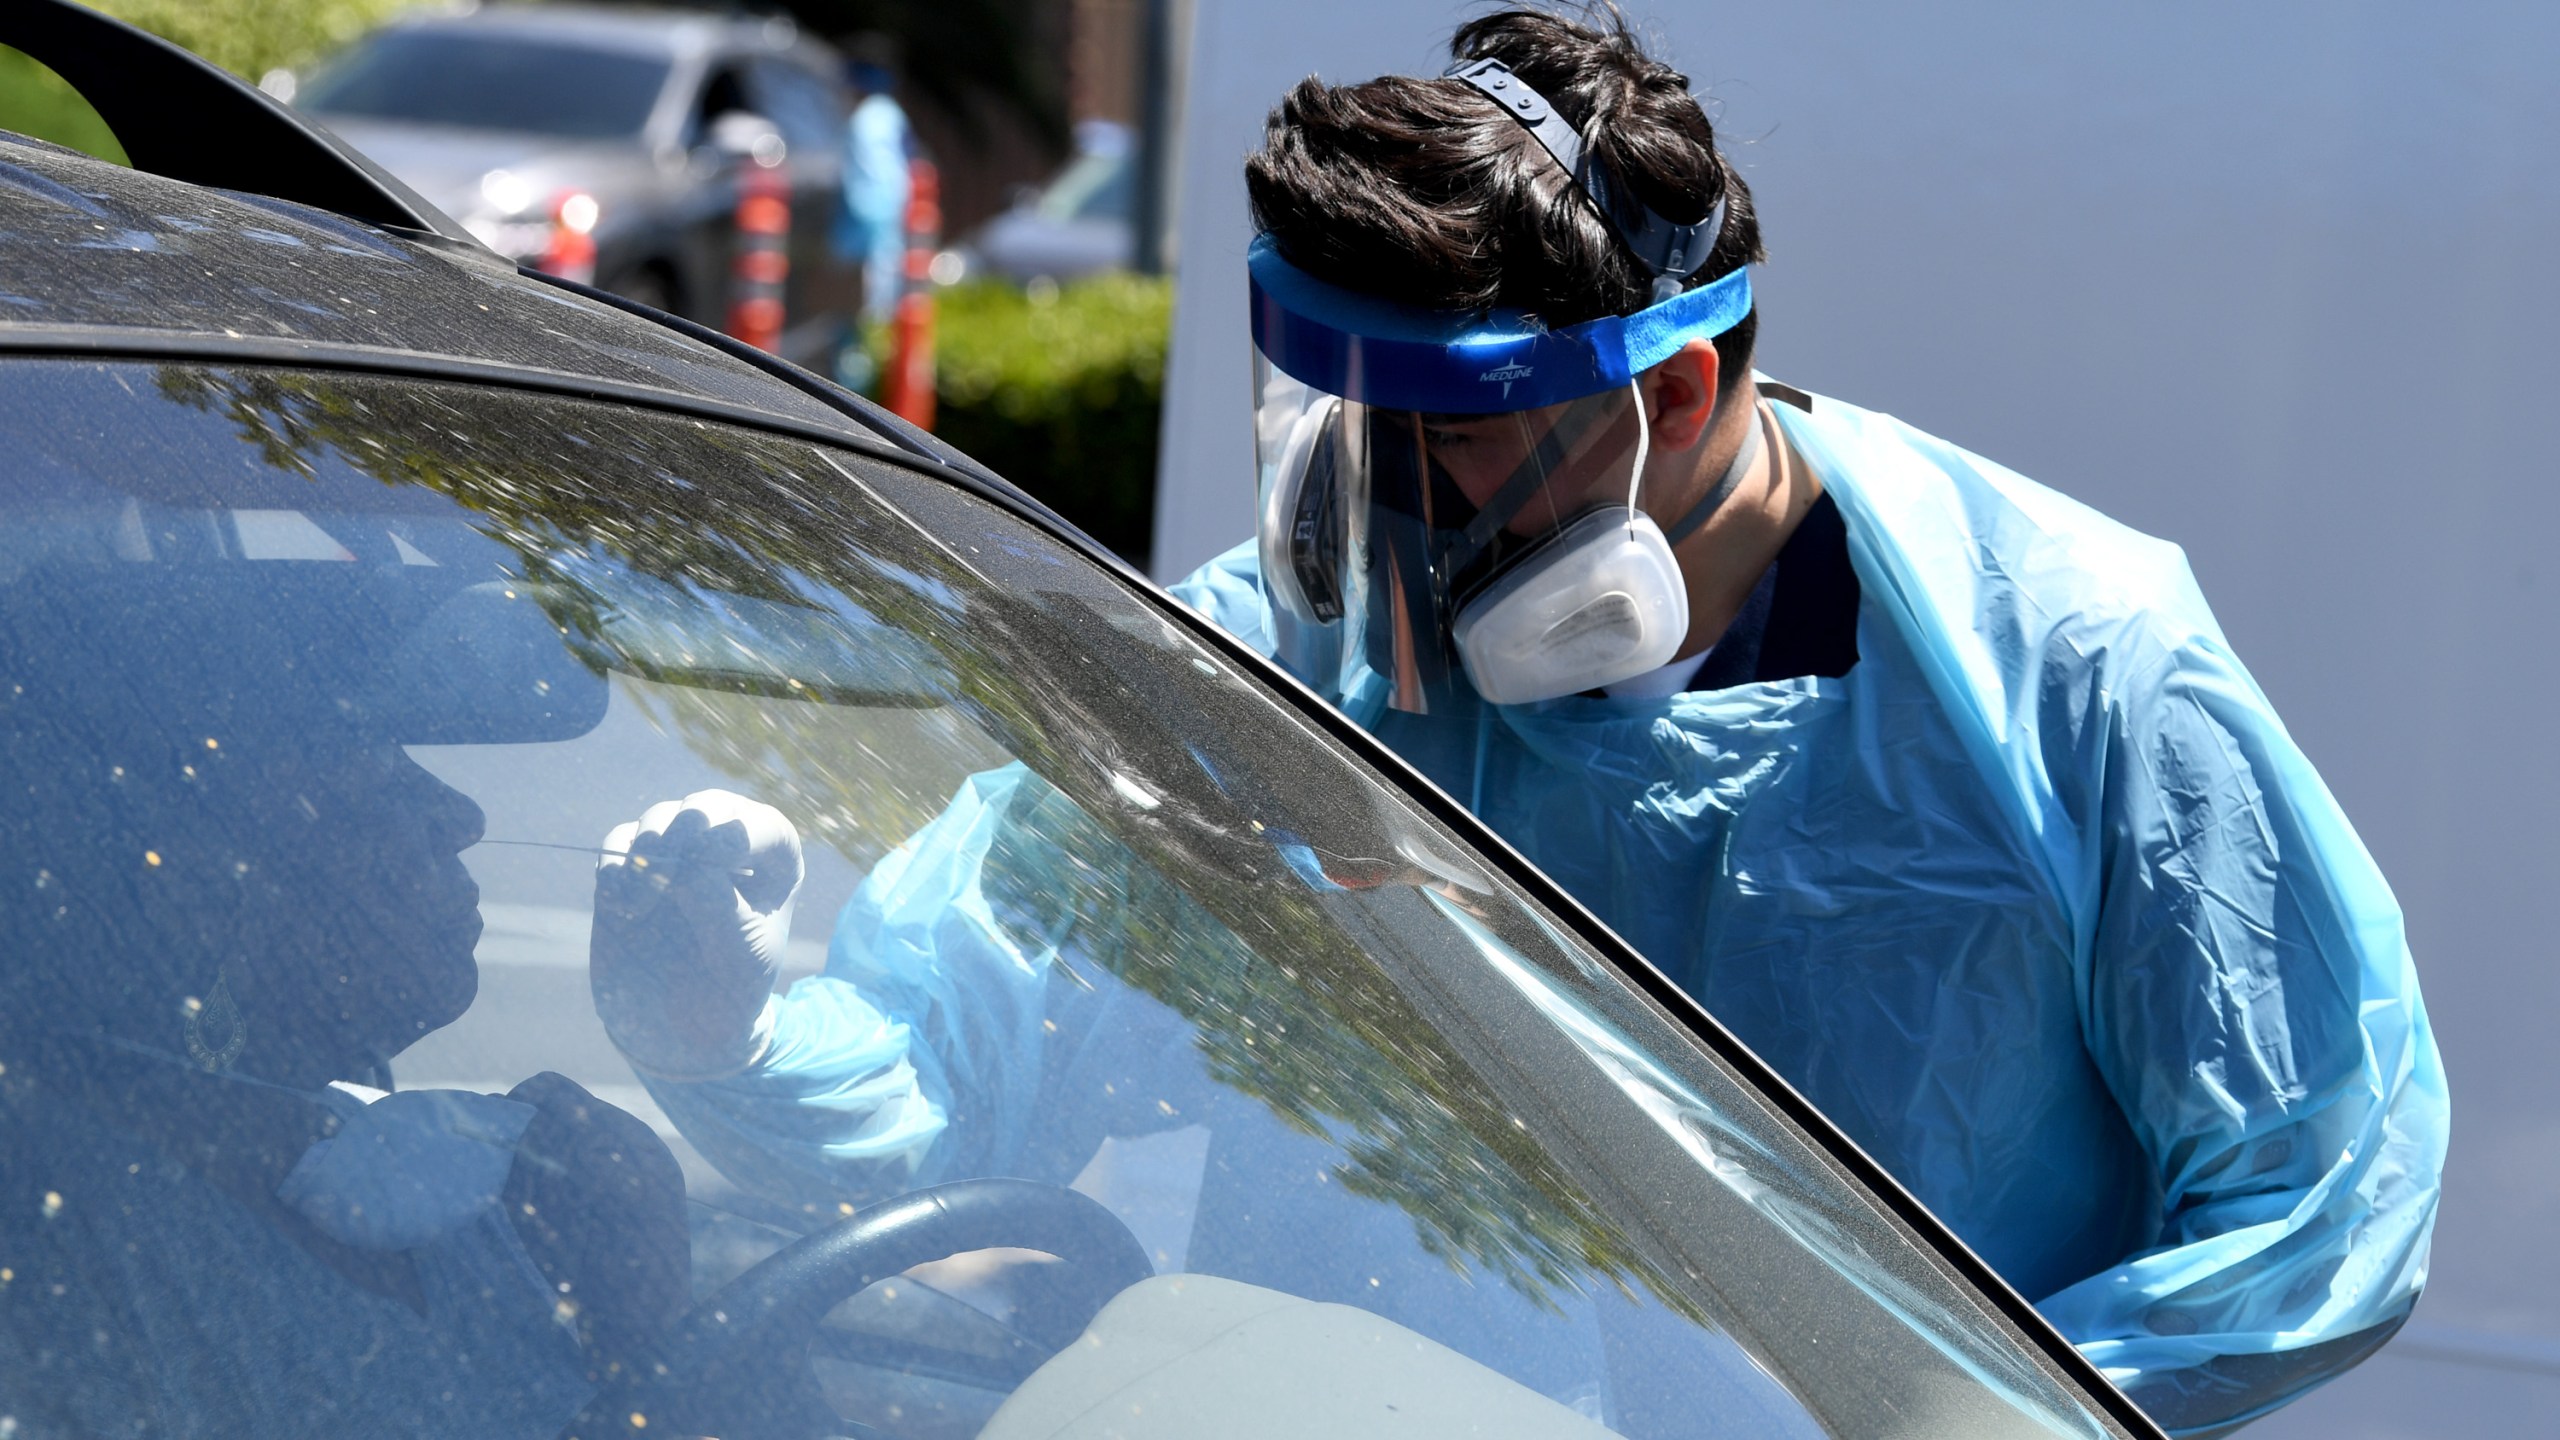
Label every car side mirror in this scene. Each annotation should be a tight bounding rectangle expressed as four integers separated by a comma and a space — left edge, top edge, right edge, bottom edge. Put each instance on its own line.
707, 111, 787, 167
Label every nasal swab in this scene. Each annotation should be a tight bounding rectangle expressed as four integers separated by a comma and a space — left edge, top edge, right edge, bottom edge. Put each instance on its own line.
476, 839, 753, 877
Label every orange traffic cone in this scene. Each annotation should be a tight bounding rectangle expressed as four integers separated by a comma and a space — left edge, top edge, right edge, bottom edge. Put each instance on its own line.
727, 157, 790, 352
881, 160, 939, 429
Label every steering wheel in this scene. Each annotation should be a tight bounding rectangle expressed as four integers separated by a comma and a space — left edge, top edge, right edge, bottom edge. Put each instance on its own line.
559, 1178, 1153, 1440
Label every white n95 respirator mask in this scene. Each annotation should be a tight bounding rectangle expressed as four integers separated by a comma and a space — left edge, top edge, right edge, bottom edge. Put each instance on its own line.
1448, 503, 1689, 706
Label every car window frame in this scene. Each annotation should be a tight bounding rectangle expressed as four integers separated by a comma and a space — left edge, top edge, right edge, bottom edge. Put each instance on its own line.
0, 292, 2170, 1440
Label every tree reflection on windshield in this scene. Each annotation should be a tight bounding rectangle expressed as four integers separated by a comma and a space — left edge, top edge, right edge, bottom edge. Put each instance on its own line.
154, 363, 1708, 1322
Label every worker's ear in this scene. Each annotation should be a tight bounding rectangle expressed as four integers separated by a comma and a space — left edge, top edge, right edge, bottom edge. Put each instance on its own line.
1642, 339, 1722, 451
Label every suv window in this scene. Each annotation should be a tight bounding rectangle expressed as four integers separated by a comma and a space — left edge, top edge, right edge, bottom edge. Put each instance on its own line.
685, 62, 757, 151
301, 30, 672, 139
749, 57, 847, 161
0, 360, 2124, 1440
1037, 149, 1135, 223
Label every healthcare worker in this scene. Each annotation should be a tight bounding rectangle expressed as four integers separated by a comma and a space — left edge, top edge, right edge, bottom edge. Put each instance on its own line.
581, 13, 2444, 1435
1159, 10, 2445, 1437
831, 40, 912, 393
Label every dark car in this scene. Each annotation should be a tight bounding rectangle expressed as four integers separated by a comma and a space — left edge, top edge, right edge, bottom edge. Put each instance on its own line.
289, 2, 857, 368
0, 6, 2173, 1439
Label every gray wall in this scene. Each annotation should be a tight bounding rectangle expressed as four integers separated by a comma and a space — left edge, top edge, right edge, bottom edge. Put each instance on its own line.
1153, 2, 2560, 1433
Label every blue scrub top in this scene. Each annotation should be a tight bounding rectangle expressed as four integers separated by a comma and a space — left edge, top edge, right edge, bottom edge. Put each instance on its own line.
1170, 383, 2447, 1435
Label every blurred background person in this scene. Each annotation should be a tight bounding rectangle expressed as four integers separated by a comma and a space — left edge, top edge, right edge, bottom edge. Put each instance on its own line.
833, 34, 914, 392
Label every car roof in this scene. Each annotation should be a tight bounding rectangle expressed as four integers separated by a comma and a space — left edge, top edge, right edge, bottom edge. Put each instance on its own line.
0, 133, 888, 437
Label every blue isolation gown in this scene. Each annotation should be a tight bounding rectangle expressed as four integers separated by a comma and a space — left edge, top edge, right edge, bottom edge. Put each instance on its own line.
1169, 385, 2445, 1435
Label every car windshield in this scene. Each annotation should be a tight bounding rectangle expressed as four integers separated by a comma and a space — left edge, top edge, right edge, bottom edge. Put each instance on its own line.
300, 30, 671, 139
0, 361, 2126, 1440
1035, 149, 1134, 223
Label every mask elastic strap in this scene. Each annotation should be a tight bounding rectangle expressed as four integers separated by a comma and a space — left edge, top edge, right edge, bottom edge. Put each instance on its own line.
1447, 57, 1724, 299
1657, 400, 1764, 549
1451, 397, 1611, 559
1624, 378, 1651, 534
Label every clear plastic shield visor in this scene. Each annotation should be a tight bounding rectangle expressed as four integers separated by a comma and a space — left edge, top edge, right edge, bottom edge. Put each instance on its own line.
1253, 352, 1658, 714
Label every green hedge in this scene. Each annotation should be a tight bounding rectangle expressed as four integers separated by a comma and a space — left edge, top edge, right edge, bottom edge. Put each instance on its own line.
907, 275, 1172, 565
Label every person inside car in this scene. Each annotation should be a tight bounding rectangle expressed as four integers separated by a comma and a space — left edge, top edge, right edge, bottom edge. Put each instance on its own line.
0, 603, 685, 1435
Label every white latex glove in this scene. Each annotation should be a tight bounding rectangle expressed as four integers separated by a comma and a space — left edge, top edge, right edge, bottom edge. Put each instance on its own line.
590, 789, 804, 1080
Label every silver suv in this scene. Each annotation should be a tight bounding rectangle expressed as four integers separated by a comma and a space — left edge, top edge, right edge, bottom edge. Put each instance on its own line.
295, 3, 857, 367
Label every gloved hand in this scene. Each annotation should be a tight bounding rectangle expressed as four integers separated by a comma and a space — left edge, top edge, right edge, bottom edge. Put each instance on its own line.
589, 789, 804, 1080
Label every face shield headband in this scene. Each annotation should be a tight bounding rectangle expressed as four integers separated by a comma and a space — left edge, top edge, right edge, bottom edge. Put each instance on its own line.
1247, 235, 1752, 419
